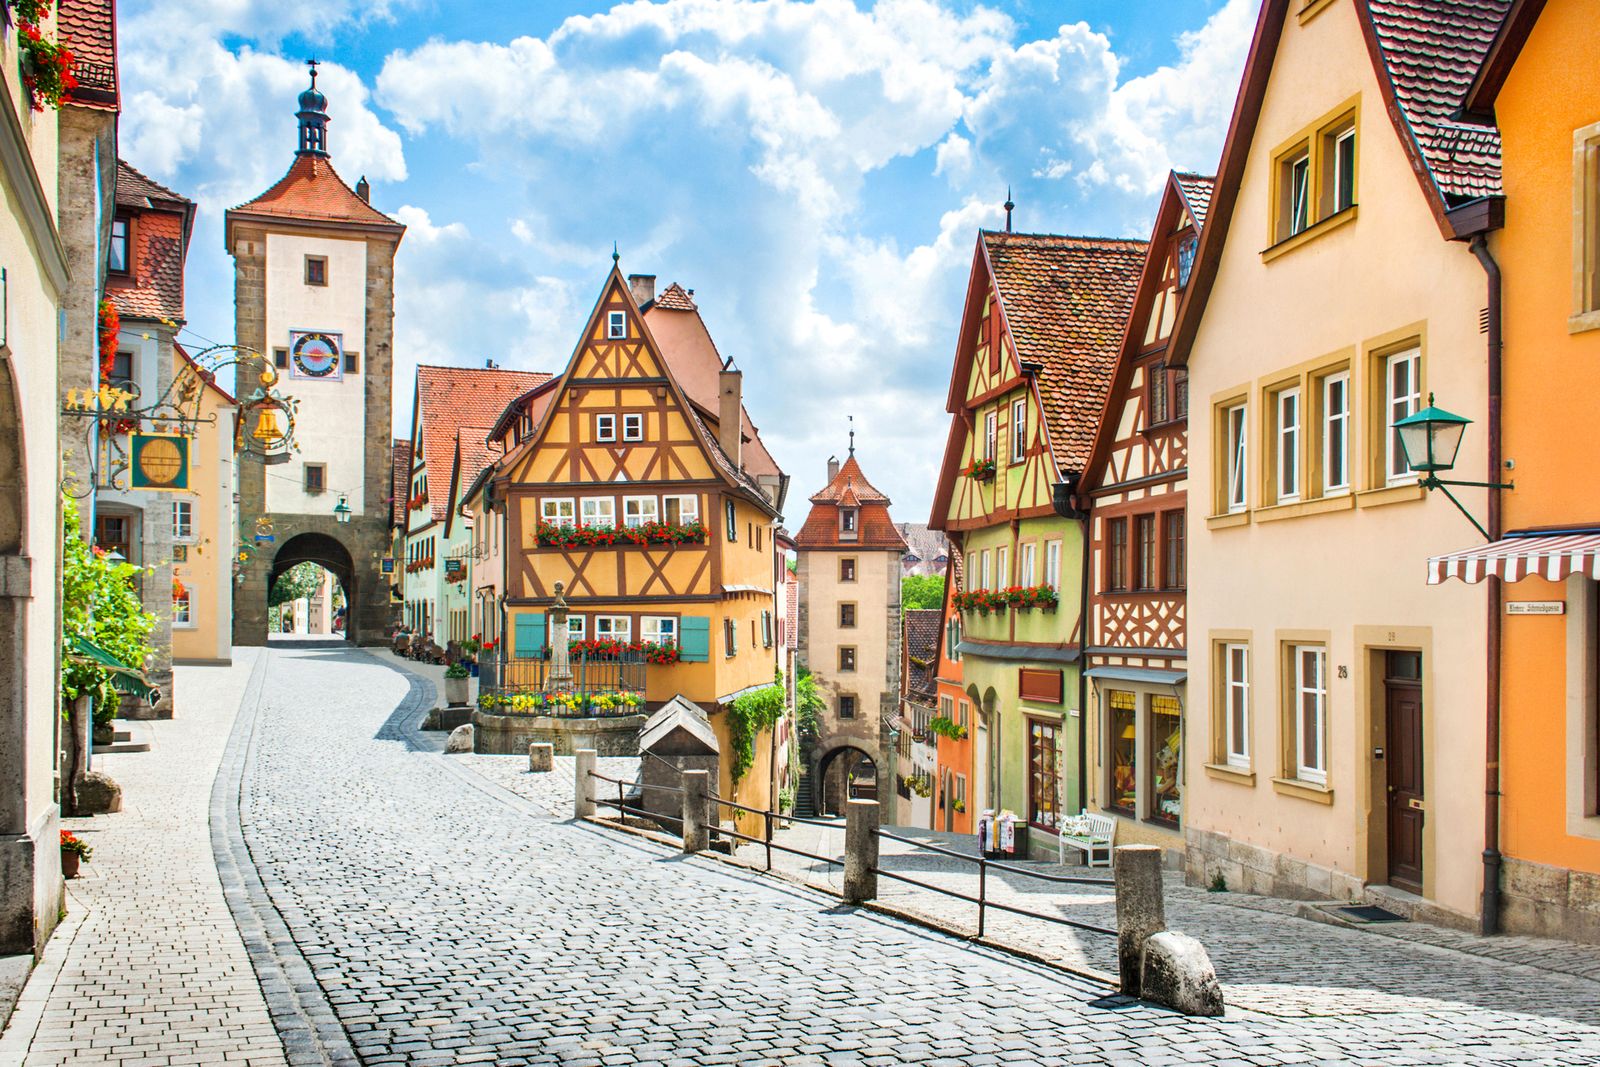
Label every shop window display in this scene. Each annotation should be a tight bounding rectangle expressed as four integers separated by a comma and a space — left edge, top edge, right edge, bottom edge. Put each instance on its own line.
1148, 695, 1181, 826
1108, 690, 1137, 815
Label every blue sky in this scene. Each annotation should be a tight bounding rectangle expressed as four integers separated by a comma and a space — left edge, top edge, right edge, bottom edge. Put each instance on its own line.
118, 0, 1254, 523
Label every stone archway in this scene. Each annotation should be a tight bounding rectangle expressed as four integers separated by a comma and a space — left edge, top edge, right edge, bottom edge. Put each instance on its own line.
271, 533, 355, 642
813, 741, 878, 817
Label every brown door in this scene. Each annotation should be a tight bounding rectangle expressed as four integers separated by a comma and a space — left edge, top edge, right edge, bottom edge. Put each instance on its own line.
1385, 653, 1424, 894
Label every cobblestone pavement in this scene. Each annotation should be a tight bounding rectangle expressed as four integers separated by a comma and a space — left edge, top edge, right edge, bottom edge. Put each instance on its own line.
222, 642, 1600, 1064
0, 649, 287, 1066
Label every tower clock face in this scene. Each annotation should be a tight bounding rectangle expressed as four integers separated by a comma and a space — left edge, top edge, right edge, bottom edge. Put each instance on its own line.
289, 331, 343, 380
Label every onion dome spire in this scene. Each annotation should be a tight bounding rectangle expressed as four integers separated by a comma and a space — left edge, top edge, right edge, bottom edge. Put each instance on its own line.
297, 58, 330, 158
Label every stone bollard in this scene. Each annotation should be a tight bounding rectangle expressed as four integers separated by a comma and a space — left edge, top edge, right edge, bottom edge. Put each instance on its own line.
843, 798, 880, 904
528, 742, 553, 773
681, 770, 709, 854
574, 748, 597, 819
1114, 844, 1166, 996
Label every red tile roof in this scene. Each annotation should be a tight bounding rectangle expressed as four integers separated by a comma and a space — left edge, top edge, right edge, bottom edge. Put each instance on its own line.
1173, 172, 1216, 230
653, 283, 697, 311
57, 0, 117, 110
109, 162, 194, 324
228, 155, 404, 237
983, 232, 1146, 473
391, 440, 411, 529
414, 366, 551, 523
1363, 0, 1510, 203
795, 456, 906, 550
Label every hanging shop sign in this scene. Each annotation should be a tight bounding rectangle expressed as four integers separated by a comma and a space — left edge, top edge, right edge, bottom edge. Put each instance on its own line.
381, 557, 396, 574
128, 433, 190, 490
444, 558, 465, 579
288, 330, 344, 381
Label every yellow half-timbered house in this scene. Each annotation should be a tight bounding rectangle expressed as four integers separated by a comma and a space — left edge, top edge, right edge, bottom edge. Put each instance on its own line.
489, 266, 789, 810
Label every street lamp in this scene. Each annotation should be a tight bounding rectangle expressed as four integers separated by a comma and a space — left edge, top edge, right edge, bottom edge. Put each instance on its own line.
333, 495, 352, 524
1394, 393, 1513, 539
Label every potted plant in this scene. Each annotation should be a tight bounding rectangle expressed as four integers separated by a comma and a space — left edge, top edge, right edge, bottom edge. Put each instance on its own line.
60, 830, 91, 878
443, 662, 470, 707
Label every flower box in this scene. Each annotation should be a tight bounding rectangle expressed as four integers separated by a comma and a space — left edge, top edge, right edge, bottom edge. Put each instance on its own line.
964, 459, 996, 481
536, 520, 708, 549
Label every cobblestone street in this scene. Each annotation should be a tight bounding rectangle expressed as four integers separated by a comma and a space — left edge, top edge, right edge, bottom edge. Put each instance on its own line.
10, 640, 1600, 1064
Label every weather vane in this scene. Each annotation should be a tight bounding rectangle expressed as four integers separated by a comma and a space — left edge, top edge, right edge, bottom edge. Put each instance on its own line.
848, 414, 855, 457
306, 57, 320, 87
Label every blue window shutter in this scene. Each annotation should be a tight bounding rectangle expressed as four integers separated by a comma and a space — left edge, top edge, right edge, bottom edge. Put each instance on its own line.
514, 613, 546, 658
680, 616, 710, 662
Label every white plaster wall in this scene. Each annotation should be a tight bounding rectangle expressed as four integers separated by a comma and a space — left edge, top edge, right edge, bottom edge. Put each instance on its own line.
263, 231, 367, 515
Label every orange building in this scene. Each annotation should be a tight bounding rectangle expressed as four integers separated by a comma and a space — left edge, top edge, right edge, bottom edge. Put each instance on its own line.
933, 547, 972, 834
1425, 0, 1600, 942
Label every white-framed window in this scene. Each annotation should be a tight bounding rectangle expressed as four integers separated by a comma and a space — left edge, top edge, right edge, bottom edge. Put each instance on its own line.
541, 498, 576, 527
1293, 645, 1327, 784
1287, 151, 1311, 236
595, 616, 632, 641
1323, 371, 1350, 495
581, 497, 615, 528
663, 495, 699, 525
622, 413, 644, 441
979, 550, 991, 590
1385, 348, 1422, 484
1045, 540, 1061, 590
1011, 398, 1026, 462
996, 546, 1009, 588
607, 310, 626, 339
1020, 543, 1036, 586
623, 496, 659, 528
567, 615, 587, 641
595, 414, 616, 442
1276, 387, 1301, 503
725, 500, 738, 542
642, 616, 677, 644
1332, 127, 1356, 213
1224, 643, 1250, 768
172, 500, 194, 540
984, 410, 998, 462
173, 590, 192, 626
1226, 402, 1248, 513
840, 508, 858, 535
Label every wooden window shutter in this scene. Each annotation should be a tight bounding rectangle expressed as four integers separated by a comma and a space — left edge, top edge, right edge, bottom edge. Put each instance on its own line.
679, 616, 711, 662
1018, 668, 1063, 704
513, 614, 546, 659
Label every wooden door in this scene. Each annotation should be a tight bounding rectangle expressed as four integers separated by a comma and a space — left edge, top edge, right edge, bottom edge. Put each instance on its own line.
1384, 661, 1424, 894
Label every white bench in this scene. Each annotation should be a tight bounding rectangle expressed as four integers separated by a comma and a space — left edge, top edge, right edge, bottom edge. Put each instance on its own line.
1059, 810, 1116, 868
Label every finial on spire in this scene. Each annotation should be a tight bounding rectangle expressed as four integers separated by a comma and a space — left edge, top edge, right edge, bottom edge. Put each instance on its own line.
306, 57, 320, 87
296, 58, 330, 158
612, 241, 620, 264
1004, 186, 1014, 233
848, 415, 855, 457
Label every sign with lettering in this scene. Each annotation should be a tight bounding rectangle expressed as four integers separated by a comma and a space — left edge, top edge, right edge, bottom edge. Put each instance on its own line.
288, 331, 343, 381
445, 558, 465, 579
1506, 601, 1565, 616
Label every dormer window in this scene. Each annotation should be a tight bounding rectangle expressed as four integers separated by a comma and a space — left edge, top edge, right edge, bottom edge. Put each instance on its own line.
1176, 234, 1198, 288
108, 214, 131, 275
840, 508, 859, 539
607, 310, 626, 339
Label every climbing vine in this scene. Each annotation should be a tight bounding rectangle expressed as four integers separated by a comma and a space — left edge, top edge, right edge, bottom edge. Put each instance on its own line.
726, 672, 785, 784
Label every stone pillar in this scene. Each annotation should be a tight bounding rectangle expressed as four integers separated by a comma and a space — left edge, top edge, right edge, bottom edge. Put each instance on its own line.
681, 769, 709, 854
574, 748, 596, 818
1114, 843, 1166, 995
528, 742, 553, 772
843, 797, 879, 903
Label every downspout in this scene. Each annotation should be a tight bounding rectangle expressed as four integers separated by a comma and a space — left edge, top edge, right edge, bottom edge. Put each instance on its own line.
1053, 475, 1090, 815
1469, 233, 1503, 936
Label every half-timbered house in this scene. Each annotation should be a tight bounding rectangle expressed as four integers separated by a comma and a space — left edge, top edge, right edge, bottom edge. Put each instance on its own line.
930, 231, 1144, 857
489, 265, 790, 811
1079, 172, 1214, 855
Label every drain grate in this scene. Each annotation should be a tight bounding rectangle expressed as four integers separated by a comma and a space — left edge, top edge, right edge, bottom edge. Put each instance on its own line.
1337, 904, 1407, 923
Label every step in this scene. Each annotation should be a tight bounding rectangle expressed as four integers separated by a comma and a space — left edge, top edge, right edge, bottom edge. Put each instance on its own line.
96, 719, 153, 754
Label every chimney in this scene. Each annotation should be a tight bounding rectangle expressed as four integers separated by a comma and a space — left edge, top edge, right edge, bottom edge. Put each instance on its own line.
826, 455, 840, 483
628, 274, 656, 307
356, 176, 371, 203
718, 362, 743, 470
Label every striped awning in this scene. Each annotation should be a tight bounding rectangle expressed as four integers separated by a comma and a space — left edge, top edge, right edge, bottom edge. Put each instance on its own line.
1427, 533, 1600, 585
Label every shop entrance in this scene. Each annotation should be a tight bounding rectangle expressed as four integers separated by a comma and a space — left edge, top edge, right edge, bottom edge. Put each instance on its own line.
1384, 651, 1425, 894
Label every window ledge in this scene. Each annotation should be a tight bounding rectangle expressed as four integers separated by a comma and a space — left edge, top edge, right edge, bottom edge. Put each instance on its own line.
1355, 482, 1424, 509
1568, 310, 1600, 335
1254, 494, 1356, 523
1261, 205, 1358, 263
1204, 763, 1255, 786
1206, 511, 1251, 531
1272, 777, 1334, 804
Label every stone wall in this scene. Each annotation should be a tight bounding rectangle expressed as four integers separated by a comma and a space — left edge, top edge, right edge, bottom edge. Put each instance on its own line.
1499, 856, 1600, 945
1184, 826, 1364, 902
472, 711, 645, 757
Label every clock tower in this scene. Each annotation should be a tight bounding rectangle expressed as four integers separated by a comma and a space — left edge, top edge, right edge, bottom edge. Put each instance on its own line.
227, 65, 406, 645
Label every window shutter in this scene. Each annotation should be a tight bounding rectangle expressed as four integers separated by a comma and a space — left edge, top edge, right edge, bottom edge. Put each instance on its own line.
514, 613, 546, 659
679, 616, 711, 662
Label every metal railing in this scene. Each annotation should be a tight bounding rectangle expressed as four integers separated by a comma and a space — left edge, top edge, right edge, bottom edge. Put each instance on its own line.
706, 795, 846, 873
489, 650, 646, 701
588, 769, 684, 829
874, 829, 1116, 939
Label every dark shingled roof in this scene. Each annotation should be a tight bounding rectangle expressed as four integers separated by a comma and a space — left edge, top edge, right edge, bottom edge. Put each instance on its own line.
391, 440, 412, 529
903, 608, 943, 705
982, 233, 1147, 474
1365, 0, 1511, 203
115, 159, 188, 209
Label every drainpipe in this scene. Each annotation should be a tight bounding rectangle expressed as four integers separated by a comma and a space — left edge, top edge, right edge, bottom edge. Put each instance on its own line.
1469, 233, 1503, 936
1053, 475, 1090, 814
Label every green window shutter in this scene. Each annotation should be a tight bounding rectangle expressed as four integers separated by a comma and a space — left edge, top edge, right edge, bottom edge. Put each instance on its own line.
514, 613, 546, 658
680, 616, 711, 662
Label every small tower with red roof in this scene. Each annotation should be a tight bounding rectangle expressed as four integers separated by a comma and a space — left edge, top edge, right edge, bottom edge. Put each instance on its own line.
227, 64, 407, 647
794, 442, 907, 818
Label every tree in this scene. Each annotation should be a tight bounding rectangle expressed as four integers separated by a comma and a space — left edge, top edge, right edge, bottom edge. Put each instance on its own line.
795, 665, 825, 741
270, 561, 324, 607
902, 574, 946, 610
61, 494, 155, 717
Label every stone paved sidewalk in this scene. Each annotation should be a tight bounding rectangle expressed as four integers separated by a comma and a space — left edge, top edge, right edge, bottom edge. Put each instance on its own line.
0, 649, 287, 1066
